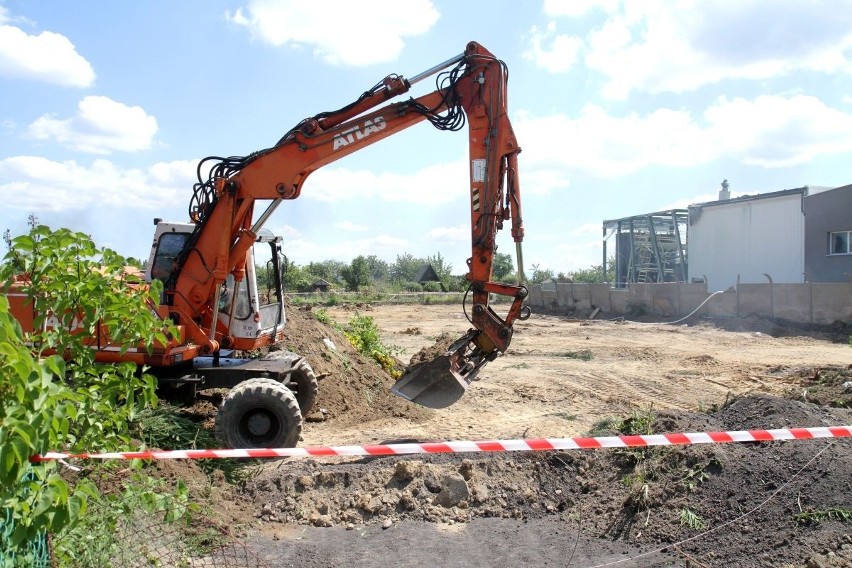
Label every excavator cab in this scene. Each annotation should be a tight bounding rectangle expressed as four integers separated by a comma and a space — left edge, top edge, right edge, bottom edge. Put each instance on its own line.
146, 220, 287, 349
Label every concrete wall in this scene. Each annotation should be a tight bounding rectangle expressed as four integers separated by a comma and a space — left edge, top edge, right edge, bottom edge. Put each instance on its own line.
527, 281, 852, 325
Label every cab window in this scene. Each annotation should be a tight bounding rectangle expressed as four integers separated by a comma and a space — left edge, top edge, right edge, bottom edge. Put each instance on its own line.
218, 274, 251, 320
151, 233, 189, 282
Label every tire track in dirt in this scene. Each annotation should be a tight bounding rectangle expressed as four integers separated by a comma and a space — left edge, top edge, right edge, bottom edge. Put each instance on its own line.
307, 304, 850, 447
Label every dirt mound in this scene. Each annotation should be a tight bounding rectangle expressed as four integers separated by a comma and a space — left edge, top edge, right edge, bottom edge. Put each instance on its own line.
178, 303, 431, 430
240, 394, 852, 567
271, 304, 431, 427
406, 331, 455, 367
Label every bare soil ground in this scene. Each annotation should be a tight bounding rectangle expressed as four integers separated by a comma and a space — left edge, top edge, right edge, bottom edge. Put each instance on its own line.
175, 303, 852, 568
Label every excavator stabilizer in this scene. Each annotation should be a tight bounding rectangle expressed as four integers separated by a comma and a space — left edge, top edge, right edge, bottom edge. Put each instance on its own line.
391, 330, 490, 409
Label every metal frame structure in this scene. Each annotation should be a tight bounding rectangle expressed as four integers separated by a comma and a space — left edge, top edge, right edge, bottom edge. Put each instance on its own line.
603, 210, 689, 287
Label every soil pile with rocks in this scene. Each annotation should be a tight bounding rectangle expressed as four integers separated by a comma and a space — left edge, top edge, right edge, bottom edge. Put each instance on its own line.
161, 306, 852, 567
240, 393, 852, 567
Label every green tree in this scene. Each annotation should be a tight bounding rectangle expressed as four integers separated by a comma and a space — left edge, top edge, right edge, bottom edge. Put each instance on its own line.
282, 261, 314, 292
528, 263, 556, 284
363, 255, 389, 281
390, 253, 424, 283
340, 255, 372, 291
305, 260, 346, 284
569, 256, 616, 283
426, 252, 452, 281
492, 252, 515, 282
0, 225, 173, 559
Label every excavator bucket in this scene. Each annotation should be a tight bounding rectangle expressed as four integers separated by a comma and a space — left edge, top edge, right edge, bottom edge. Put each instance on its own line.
391, 331, 488, 409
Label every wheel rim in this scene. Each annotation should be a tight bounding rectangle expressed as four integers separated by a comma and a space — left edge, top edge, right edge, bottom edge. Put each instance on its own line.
238, 409, 281, 446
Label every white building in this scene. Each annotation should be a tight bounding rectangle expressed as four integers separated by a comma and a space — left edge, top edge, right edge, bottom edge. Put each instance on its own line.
687, 186, 807, 291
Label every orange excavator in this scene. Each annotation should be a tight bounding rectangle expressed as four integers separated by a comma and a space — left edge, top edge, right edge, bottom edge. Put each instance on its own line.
7, 41, 529, 448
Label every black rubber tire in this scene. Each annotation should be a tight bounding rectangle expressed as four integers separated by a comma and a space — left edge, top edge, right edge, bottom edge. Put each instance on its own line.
283, 358, 319, 414
216, 378, 302, 449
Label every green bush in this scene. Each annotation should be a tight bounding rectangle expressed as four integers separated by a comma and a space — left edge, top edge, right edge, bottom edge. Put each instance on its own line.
0, 225, 180, 562
342, 314, 402, 378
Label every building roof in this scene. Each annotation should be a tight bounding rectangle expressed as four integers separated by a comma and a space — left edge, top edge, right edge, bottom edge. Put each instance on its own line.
415, 264, 441, 283
689, 186, 808, 211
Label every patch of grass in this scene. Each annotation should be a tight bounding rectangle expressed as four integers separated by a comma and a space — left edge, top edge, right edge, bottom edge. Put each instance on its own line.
795, 507, 852, 526
343, 313, 403, 378
547, 412, 577, 421
622, 471, 650, 516
556, 349, 594, 360
680, 461, 713, 492
131, 403, 259, 484
618, 405, 655, 436
53, 474, 197, 566
587, 417, 620, 436
313, 307, 334, 325
698, 392, 735, 414
132, 402, 211, 449
679, 507, 707, 530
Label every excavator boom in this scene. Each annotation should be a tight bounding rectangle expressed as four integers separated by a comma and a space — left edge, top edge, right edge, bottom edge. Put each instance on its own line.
170, 41, 529, 408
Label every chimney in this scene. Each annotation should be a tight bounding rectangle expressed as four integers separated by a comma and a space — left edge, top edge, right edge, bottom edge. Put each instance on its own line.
719, 179, 730, 201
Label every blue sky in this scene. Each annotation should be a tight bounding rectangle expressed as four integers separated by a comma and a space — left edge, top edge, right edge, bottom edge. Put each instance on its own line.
2, 0, 851, 275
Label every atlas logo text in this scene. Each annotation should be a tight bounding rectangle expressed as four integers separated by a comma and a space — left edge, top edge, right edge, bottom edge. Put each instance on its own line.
333, 117, 386, 151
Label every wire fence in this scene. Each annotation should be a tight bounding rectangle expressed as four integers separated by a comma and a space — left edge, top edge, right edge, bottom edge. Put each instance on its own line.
0, 469, 51, 568
47, 495, 269, 568
285, 290, 468, 305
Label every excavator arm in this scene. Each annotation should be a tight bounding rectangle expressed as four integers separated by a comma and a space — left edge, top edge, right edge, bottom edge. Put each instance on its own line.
170, 41, 529, 408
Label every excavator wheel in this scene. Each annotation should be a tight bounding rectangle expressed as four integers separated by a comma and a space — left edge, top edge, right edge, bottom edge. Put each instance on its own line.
216, 377, 302, 449
282, 359, 318, 414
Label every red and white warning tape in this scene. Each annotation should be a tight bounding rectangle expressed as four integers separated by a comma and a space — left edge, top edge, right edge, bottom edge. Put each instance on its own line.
31, 425, 852, 462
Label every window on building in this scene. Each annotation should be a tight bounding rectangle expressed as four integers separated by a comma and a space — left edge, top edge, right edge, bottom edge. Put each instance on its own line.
829, 231, 851, 255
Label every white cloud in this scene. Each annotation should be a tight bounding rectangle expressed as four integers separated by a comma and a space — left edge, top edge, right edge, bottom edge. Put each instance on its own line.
530, 1, 852, 99
543, 0, 620, 18
0, 20, 95, 87
334, 221, 369, 232
515, 106, 710, 177
428, 225, 467, 242
704, 95, 852, 167
844, 95, 852, 104
227, 0, 439, 66
524, 23, 584, 73
0, 156, 194, 211
515, 94, 852, 177
570, 223, 602, 238
27, 96, 159, 154
275, 225, 303, 239
554, 237, 605, 272
659, 192, 719, 211
302, 160, 467, 203
522, 168, 570, 196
